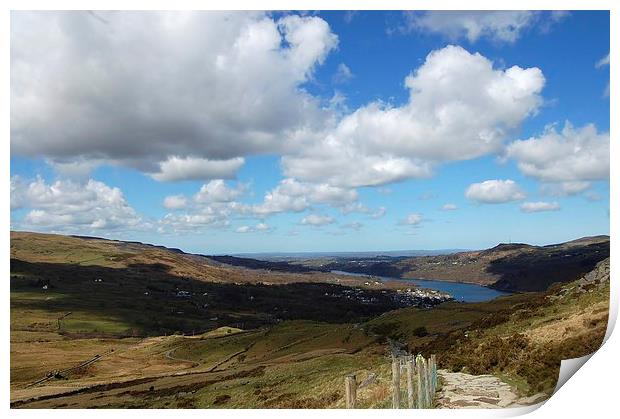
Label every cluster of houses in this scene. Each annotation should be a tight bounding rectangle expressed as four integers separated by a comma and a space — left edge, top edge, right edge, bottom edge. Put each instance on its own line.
394, 287, 453, 306
321, 286, 453, 308
323, 288, 379, 305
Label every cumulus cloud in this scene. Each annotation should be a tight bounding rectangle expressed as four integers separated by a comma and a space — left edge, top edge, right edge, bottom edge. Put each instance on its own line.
159, 209, 232, 232
506, 123, 609, 189
162, 180, 246, 212
10, 176, 144, 232
151, 157, 245, 182
159, 177, 368, 231
193, 180, 246, 204
282, 45, 544, 188
465, 179, 526, 204
520, 201, 560, 213
541, 181, 592, 197
401, 11, 566, 43
251, 178, 358, 216
159, 180, 249, 231
442, 203, 458, 211
12, 13, 547, 199
300, 214, 335, 226
401, 213, 423, 225
11, 11, 338, 180
47, 158, 105, 179
163, 195, 188, 210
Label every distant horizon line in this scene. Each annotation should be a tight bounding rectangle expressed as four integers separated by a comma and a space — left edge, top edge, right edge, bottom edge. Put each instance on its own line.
10, 230, 610, 258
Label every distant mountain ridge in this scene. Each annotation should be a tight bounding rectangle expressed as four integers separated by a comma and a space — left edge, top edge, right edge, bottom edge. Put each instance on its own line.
15, 231, 610, 293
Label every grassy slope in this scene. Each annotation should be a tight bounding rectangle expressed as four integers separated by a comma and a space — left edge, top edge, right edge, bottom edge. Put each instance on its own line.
366, 258, 610, 397
11, 232, 429, 341
9, 232, 404, 407
10, 232, 610, 408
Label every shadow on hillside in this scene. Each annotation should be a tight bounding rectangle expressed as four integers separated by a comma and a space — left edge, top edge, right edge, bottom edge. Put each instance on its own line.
485, 241, 609, 292
10, 258, 407, 337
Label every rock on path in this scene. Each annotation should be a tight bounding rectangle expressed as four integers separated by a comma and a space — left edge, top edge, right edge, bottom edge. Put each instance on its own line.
435, 370, 548, 409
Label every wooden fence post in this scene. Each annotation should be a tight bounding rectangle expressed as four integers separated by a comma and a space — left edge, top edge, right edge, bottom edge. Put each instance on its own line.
391, 357, 401, 409
415, 355, 424, 408
345, 374, 357, 409
423, 356, 430, 408
424, 358, 431, 409
406, 356, 415, 408
430, 354, 437, 394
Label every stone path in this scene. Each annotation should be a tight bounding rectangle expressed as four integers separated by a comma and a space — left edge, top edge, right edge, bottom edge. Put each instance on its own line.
435, 370, 548, 409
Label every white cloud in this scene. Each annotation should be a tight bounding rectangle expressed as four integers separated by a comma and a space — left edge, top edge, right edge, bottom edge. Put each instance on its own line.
541, 181, 592, 197
602, 83, 610, 98
401, 11, 568, 43
401, 213, 423, 225
11, 11, 338, 181
252, 178, 358, 216
370, 207, 387, 219
341, 221, 363, 231
465, 179, 526, 204
10, 176, 26, 210
520, 201, 560, 213
163, 195, 188, 210
340, 202, 370, 215
151, 157, 245, 182
193, 180, 246, 203
442, 203, 458, 211
159, 180, 248, 230
160, 210, 231, 232
333, 63, 354, 84
282, 45, 544, 188
284, 152, 432, 188
550, 11, 571, 22
11, 176, 144, 232
594, 53, 610, 97
47, 158, 105, 179
300, 214, 335, 226
595, 53, 610, 68
162, 179, 246, 216
343, 11, 358, 24
255, 222, 270, 231
340, 202, 386, 220
235, 223, 271, 233
402, 11, 536, 43
506, 123, 609, 188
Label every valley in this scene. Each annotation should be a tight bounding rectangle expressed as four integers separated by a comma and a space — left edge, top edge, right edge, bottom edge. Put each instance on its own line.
9, 231, 610, 408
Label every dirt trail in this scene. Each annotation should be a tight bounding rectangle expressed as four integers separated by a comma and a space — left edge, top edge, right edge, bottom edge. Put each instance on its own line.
164, 347, 200, 368
435, 370, 547, 409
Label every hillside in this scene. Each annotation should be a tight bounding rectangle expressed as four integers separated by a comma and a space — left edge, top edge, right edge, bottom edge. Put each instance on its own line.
10, 231, 610, 408
290, 236, 609, 292
11, 231, 451, 339
366, 257, 610, 396
397, 235, 609, 291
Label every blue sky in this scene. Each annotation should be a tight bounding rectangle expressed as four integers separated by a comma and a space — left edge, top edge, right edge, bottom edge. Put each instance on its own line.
10, 11, 610, 253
